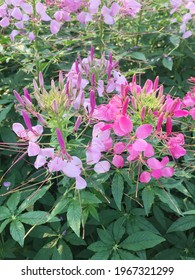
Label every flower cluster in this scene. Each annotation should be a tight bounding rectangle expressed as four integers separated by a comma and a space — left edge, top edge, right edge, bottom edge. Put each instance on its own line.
0, 0, 142, 41
169, 0, 195, 39
11, 50, 195, 191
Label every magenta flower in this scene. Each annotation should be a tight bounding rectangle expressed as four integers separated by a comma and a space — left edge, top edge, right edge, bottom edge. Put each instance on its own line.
167, 134, 186, 159
101, 2, 120, 25
12, 123, 43, 142
112, 154, 124, 168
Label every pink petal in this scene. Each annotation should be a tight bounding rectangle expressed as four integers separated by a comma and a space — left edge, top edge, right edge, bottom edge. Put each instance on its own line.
173, 110, 189, 118
75, 176, 87, 190
94, 161, 111, 174
132, 139, 148, 151
135, 124, 153, 139
11, 7, 22, 20
119, 115, 133, 134
112, 155, 124, 168
71, 156, 82, 168
189, 108, 195, 120
147, 157, 162, 170
169, 145, 186, 159
110, 2, 120, 16
32, 125, 43, 136
113, 142, 126, 154
143, 143, 154, 157
103, 137, 113, 151
27, 142, 40, 157
41, 148, 54, 158
50, 20, 61, 34
62, 162, 81, 178
12, 123, 25, 137
34, 155, 47, 169
140, 171, 151, 183
0, 17, 10, 28
86, 148, 101, 165
113, 120, 126, 136
162, 167, 174, 178
151, 169, 162, 179
10, 30, 19, 41
161, 156, 169, 167
127, 144, 140, 160
48, 157, 66, 172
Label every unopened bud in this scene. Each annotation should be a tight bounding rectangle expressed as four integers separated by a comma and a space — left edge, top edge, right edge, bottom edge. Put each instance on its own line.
141, 106, 146, 122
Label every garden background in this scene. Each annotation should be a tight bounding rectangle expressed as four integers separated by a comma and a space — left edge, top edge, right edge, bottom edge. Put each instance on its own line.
0, 0, 195, 260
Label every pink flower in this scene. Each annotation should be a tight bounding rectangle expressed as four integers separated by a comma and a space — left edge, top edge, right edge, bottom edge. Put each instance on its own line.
50, 20, 61, 34
101, 3, 120, 25
12, 123, 43, 142
113, 115, 133, 136
75, 176, 87, 189
113, 142, 126, 154
167, 134, 186, 159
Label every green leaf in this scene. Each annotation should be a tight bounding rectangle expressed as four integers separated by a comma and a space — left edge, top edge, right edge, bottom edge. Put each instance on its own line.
51, 197, 69, 217
162, 57, 173, 71
90, 250, 111, 260
17, 185, 50, 214
113, 218, 125, 243
88, 241, 112, 252
67, 199, 81, 237
130, 52, 147, 61
0, 219, 11, 233
81, 191, 101, 204
97, 228, 114, 245
0, 103, 13, 122
0, 206, 11, 221
119, 249, 140, 260
10, 220, 25, 247
120, 231, 165, 251
52, 240, 73, 260
19, 211, 51, 225
155, 188, 182, 215
170, 35, 180, 46
6, 192, 21, 214
142, 187, 155, 216
167, 216, 195, 233
183, 210, 195, 215
111, 173, 124, 210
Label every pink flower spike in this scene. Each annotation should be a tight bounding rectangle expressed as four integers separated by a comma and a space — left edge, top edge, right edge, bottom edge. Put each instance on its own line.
74, 116, 82, 132
112, 155, 124, 168
156, 112, 164, 132
136, 124, 153, 139
90, 46, 94, 62
56, 128, 66, 150
75, 176, 87, 190
140, 106, 146, 122
22, 110, 32, 130
13, 90, 25, 106
23, 88, 32, 102
147, 158, 162, 170
166, 117, 172, 136
94, 160, 111, 174
132, 139, 148, 152
27, 142, 41, 157
39, 72, 44, 88
90, 90, 96, 115
140, 172, 151, 183
153, 76, 159, 91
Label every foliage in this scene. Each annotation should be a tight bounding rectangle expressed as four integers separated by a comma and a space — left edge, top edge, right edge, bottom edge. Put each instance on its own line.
0, 0, 195, 260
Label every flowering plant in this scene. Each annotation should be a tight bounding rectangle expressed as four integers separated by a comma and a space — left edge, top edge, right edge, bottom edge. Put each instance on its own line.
0, 0, 194, 261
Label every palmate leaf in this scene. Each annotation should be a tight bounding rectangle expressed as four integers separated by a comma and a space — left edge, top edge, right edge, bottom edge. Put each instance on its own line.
18, 211, 58, 225
119, 231, 165, 251
0, 206, 11, 221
